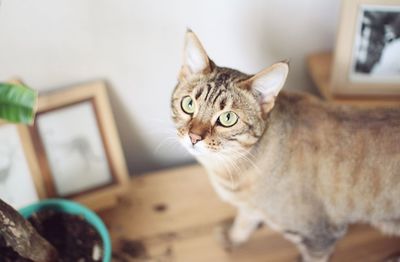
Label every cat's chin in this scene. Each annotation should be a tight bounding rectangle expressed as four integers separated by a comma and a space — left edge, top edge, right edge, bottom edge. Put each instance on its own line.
184, 143, 210, 156
185, 146, 205, 156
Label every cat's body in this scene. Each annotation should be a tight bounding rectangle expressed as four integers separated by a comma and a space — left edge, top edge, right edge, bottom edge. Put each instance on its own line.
171, 31, 400, 261
209, 91, 400, 237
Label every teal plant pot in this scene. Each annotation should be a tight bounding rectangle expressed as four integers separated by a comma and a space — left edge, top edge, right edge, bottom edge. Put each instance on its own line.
19, 199, 111, 262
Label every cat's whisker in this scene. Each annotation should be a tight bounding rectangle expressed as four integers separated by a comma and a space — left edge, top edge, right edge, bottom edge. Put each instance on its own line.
153, 136, 180, 155
218, 149, 249, 179
218, 153, 237, 189
218, 151, 245, 188
213, 152, 235, 188
228, 147, 259, 169
231, 148, 262, 175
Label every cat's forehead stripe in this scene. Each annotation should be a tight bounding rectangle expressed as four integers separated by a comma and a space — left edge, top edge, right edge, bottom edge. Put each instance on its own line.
219, 98, 227, 110
204, 83, 213, 101
211, 89, 224, 104
215, 72, 230, 87
195, 87, 203, 99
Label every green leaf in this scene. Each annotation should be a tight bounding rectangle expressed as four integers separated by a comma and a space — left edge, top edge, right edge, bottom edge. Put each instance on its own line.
0, 83, 38, 125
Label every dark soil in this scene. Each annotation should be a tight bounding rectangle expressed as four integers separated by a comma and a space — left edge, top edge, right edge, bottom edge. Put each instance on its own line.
0, 210, 103, 262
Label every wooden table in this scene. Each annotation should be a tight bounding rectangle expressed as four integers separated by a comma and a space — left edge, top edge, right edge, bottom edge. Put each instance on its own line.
99, 164, 400, 262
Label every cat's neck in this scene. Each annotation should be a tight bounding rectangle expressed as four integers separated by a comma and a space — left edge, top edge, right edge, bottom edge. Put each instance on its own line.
196, 149, 258, 189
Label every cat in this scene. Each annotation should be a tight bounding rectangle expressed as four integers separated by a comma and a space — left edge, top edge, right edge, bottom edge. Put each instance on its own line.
171, 30, 400, 262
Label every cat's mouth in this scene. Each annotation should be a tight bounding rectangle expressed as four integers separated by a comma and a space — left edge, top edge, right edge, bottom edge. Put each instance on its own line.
180, 136, 210, 156
185, 145, 203, 156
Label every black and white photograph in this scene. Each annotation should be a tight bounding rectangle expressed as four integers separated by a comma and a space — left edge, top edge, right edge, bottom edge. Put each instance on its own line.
351, 5, 400, 82
36, 101, 113, 197
0, 124, 39, 208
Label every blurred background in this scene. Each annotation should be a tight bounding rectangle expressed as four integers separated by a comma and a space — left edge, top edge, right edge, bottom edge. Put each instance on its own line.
0, 0, 340, 174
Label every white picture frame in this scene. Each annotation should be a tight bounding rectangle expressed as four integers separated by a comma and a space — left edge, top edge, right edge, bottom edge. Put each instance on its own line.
0, 122, 45, 209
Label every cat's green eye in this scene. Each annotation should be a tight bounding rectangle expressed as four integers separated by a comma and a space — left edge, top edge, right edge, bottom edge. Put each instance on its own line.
181, 96, 195, 114
218, 111, 238, 127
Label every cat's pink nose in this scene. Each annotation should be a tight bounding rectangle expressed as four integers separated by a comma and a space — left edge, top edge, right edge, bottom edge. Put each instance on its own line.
189, 132, 202, 145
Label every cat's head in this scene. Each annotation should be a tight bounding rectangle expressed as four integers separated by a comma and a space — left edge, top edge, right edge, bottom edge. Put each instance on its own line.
171, 30, 288, 158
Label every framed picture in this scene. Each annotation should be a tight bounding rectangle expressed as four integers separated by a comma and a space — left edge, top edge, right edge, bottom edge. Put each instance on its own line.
29, 81, 129, 210
331, 0, 400, 97
0, 122, 46, 209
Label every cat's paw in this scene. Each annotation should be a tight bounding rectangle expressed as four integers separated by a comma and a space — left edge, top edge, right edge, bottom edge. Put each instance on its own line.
214, 220, 240, 252
214, 223, 235, 251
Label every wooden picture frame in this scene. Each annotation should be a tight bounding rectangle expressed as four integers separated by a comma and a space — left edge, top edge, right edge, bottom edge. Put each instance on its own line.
29, 80, 129, 211
331, 0, 400, 97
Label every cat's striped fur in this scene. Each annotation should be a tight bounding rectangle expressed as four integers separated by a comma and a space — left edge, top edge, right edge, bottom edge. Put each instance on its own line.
171, 30, 400, 262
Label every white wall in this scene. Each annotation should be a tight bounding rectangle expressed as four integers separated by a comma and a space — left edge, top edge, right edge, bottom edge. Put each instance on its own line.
0, 0, 340, 174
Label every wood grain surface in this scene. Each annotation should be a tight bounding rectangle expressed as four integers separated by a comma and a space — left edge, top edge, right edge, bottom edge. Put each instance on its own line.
99, 164, 400, 262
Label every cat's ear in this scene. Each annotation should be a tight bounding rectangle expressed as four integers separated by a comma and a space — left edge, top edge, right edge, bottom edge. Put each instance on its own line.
179, 29, 212, 81
242, 62, 289, 116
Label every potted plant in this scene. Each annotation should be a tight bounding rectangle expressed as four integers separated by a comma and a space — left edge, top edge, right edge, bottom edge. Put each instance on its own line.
0, 82, 111, 261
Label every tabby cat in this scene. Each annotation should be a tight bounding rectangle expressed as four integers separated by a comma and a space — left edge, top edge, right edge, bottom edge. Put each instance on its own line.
171, 30, 400, 262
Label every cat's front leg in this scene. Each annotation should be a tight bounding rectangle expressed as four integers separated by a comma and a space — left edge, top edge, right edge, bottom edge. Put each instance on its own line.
216, 207, 263, 251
